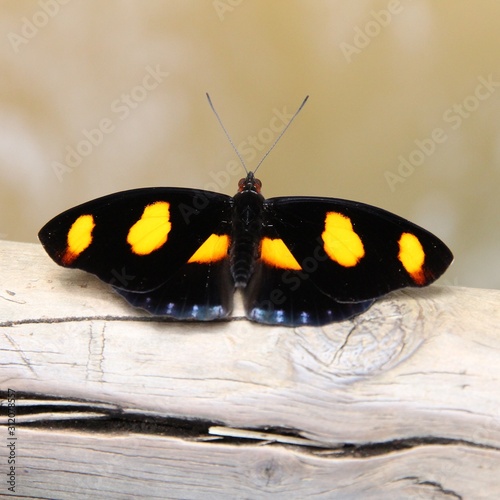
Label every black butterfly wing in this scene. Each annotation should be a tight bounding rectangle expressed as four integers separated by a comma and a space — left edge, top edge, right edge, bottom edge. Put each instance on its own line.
245, 258, 374, 326
114, 256, 233, 320
242, 196, 453, 326
39, 187, 235, 320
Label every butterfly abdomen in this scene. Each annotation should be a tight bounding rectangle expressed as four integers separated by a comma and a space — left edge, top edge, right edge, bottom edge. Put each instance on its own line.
230, 189, 265, 287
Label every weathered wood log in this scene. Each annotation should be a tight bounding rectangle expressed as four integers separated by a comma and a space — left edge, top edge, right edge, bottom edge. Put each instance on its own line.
1, 239, 500, 498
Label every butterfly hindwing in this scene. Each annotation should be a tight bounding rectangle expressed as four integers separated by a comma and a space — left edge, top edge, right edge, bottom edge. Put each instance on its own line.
114, 257, 233, 320
39, 187, 235, 319
244, 249, 374, 326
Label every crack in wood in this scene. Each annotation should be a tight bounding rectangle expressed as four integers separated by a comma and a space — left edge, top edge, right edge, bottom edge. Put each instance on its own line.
3, 332, 37, 376
400, 476, 463, 499
0, 290, 26, 304
2, 391, 498, 458
332, 319, 360, 364
0, 314, 238, 328
85, 323, 106, 383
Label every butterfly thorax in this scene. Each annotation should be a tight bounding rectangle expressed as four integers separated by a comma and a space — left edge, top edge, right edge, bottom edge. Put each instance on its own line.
230, 172, 265, 287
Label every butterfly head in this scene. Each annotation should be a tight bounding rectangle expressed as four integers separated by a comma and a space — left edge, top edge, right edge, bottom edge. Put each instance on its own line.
238, 171, 262, 194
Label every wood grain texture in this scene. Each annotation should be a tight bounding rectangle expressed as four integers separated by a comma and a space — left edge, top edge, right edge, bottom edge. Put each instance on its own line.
1, 240, 500, 498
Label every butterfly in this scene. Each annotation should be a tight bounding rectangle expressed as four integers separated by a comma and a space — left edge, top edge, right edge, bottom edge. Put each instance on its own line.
39, 96, 453, 326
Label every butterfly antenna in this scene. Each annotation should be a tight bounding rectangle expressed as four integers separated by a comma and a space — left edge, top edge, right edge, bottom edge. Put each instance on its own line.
253, 95, 309, 175
206, 93, 248, 174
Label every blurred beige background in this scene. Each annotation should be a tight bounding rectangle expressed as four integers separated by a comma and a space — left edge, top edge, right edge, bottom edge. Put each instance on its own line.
1, 0, 499, 289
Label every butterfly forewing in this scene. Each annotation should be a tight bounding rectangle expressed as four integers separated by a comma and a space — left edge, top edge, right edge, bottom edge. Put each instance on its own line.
39, 187, 233, 297
263, 197, 453, 303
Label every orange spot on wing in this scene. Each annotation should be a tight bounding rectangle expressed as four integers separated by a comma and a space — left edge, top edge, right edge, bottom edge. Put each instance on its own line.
322, 212, 364, 267
127, 202, 171, 255
62, 214, 95, 265
188, 234, 230, 263
398, 232, 427, 285
260, 237, 301, 270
